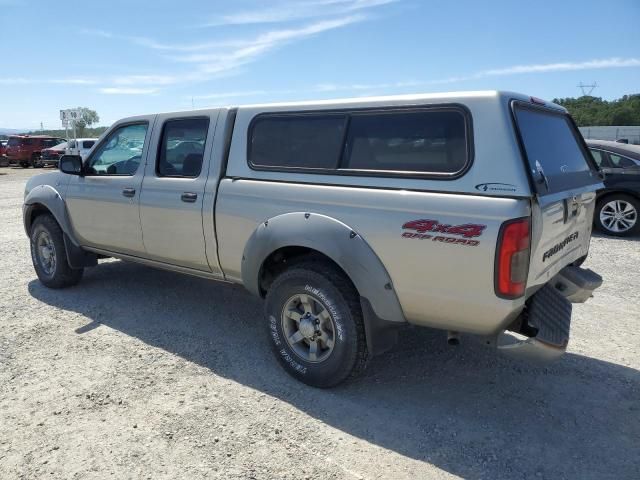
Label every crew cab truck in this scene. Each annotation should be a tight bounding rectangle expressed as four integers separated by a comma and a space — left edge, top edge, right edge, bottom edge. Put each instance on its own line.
23, 91, 603, 387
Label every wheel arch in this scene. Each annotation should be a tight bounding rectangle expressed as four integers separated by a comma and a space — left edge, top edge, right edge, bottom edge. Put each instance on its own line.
596, 188, 640, 203
23, 185, 79, 245
242, 212, 406, 356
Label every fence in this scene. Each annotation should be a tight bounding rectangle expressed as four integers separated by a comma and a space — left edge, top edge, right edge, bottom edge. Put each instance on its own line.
579, 126, 640, 145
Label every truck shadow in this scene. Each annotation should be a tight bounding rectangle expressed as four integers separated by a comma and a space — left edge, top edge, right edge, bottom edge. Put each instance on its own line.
28, 260, 639, 480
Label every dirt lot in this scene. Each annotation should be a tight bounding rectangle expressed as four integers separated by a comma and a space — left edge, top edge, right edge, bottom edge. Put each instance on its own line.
0, 167, 638, 480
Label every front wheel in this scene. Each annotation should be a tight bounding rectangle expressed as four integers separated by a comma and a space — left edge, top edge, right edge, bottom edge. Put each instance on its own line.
595, 194, 639, 237
30, 214, 83, 288
264, 261, 368, 388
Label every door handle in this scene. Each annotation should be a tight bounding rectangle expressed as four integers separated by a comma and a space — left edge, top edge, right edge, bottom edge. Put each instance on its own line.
122, 188, 136, 198
181, 192, 198, 203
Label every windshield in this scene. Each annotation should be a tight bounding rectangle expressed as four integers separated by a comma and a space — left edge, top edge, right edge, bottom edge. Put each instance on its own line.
514, 104, 599, 194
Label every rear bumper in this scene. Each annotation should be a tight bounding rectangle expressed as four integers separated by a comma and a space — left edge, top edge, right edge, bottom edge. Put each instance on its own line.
497, 265, 602, 361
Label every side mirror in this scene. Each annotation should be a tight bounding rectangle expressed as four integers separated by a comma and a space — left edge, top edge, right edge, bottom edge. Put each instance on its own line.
59, 155, 83, 175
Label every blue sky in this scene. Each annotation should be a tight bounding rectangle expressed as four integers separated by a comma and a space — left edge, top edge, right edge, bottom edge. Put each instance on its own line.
1, 0, 639, 129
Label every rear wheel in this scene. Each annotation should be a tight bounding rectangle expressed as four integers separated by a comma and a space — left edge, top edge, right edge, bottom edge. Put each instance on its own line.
595, 194, 639, 237
32, 153, 43, 168
30, 214, 83, 288
264, 261, 368, 388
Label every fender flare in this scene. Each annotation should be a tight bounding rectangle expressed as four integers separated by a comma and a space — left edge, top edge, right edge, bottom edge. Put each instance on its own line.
241, 212, 406, 354
23, 185, 96, 268
23, 184, 78, 243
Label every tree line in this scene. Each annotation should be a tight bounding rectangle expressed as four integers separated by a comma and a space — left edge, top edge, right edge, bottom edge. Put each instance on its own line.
2, 96, 638, 142
553, 94, 640, 126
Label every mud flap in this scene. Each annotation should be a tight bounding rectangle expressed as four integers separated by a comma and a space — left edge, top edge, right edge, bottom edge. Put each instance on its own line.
360, 297, 402, 356
498, 284, 572, 361
63, 234, 97, 269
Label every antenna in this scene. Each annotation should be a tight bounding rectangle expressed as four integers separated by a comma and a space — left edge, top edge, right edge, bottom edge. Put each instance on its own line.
577, 82, 598, 96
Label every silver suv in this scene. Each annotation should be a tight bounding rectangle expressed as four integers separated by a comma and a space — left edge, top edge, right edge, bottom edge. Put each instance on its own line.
23, 91, 603, 387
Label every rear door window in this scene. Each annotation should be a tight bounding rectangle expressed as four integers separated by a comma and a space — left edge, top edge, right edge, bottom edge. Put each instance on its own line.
608, 153, 637, 169
514, 105, 598, 194
157, 118, 209, 177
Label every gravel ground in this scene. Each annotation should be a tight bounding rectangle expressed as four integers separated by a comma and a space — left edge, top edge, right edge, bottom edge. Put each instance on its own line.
1, 167, 639, 480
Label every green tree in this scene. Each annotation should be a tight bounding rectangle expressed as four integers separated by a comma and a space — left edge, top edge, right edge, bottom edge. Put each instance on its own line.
72, 107, 100, 136
553, 94, 640, 126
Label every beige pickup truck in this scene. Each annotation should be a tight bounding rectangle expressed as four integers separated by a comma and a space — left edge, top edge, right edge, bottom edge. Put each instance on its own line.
24, 91, 603, 387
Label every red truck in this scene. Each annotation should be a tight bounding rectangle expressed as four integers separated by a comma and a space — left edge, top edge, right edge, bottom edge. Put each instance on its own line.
5, 135, 66, 168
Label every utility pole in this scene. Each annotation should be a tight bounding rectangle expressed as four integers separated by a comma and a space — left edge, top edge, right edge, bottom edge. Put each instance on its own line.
577, 82, 598, 96
40, 122, 44, 133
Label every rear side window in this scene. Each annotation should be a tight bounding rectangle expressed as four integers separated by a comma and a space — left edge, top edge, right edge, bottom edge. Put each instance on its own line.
248, 107, 470, 176
608, 153, 637, 168
514, 105, 598, 194
157, 118, 209, 177
82, 140, 95, 149
343, 110, 466, 173
8, 137, 21, 146
250, 114, 347, 169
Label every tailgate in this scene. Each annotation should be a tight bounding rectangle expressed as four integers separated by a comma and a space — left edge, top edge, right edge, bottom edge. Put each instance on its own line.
512, 102, 603, 289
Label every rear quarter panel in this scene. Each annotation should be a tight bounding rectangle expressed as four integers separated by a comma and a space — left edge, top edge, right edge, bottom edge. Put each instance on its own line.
216, 180, 530, 335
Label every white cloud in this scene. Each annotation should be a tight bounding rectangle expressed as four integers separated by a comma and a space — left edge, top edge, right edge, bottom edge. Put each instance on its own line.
191, 90, 269, 100
99, 87, 159, 95
479, 57, 640, 77
79, 12, 370, 92
0, 77, 35, 85
50, 78, 99, 85
174, 15, 365, 76
204, 0, 397, 26
310, 57, 640, 93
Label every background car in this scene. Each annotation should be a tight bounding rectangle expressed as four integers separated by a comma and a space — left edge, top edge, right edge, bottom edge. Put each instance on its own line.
586, 139, 640, 236
66, 138, 97, 159
0, 140, 8, 166
40, 141, 68, 167
5, 135, 66, 168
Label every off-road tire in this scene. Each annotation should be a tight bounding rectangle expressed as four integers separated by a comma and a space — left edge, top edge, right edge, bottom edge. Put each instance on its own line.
264, 261, 368, 388
594, 193, 640, 237
30, 214, 83, 288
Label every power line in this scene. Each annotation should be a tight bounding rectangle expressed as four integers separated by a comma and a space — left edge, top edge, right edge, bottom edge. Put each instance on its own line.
577, 82, 598, 96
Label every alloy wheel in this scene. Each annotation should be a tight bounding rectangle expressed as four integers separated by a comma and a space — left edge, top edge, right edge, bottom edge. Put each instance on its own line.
600, 199, 637, 233
281, 293, 336, 363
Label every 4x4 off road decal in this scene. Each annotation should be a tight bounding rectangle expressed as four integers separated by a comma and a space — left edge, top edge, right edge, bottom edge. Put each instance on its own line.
401, 219, 486, 246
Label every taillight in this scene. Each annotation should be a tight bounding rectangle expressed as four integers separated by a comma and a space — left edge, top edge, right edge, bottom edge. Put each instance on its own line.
495, 218, 530, 298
